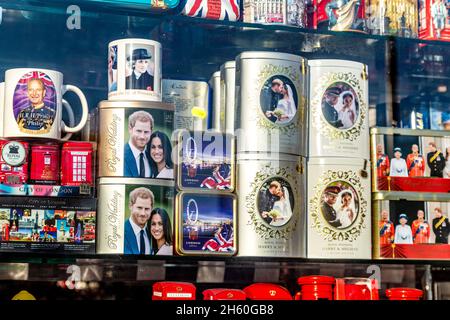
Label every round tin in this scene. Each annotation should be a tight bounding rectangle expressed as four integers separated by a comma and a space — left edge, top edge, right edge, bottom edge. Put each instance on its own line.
30, 144, 60, 184
220, 61, 236, 134
97, 177, 175, 255
296, 275, 335, 300
0, 139, 29, 185
60, 142, 94, 186
235, 52, 307, 156
108, 38, 162, 102
308, 59, 369, 159
202, 289, 247, 300
385, 287, 423, 300
307, 157, 371, 259
236, 152, 306, 257
97, 100, 174, 179
209, 71, 222, 131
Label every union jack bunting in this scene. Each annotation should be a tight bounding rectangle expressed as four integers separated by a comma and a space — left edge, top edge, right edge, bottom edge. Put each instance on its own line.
181, 0, 240, 21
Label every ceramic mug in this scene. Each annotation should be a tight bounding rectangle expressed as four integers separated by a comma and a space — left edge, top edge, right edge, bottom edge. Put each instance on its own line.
2, 68, 88, 140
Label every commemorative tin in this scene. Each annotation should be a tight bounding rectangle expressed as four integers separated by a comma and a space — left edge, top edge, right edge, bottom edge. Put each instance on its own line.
162, 79, 210, 131
30, 144, 60, 184
366, 0, 418, 37
237, 152, 306, 257
210, 71, 222, 131
181, 0, 240, 21
243, 283, 293, 300
235, 52, 307, 156
313, 0, 367, 32
97, 100, 174, 179
370, 127, 450, 193
175, 130, 234, 192
152, 282, 196, 300
307, 157, 371, 259
108, 38, 162, 102
373, 192, 450, 260
0, 140, 29, 185
202, 289, 247, 300
220, 61, 236, 134
243, 0, 311, 27
419, 0, 450, 41
295, 275, 335, 300
385, 288, 423, 300
308, 59, 369, 159
60, 142, 94, 187
97, 178, 175, 255
175, 192, 237, 256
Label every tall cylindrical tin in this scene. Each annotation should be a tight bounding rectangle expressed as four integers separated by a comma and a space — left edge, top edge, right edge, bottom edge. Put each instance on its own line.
209, 71, 222, 131
308, 59, 369, 159
307, 157, 371, 259
97, 100, 174, 179
30, 144, 60, 184
235, 52, 307, 156
108, 38, 162, 102
237, 152, 306, 257
162, 79, 210, 131
97, 177, 175, 255
220, 61, 236, 134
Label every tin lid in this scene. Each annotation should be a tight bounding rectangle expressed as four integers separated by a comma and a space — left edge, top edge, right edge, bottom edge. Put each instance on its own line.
97, 177, 175, 187
308, 59, 366, 70
237, 51, 305, 63
211, 71, 221, 79
98, 100, 174, 111
243, 283, 292, 300
31, 144, 59, 150
153, 281, 196, 291
62, 142, 94, 150
108, 38, 161, 48
297, 275, 335, 286
202, 289, 247, 300
237, 152, 303, 162
220, 61, 236, 71
385, 288, 423, 300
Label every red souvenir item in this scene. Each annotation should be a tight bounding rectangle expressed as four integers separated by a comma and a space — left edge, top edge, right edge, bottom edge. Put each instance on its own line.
243, 283, 292, 300
152, 282, 196, 300
60, 142, 94, 186
0, 140, 29, 184
30, 144, 60, 184
296, 275, 335, 300
203, 289, 246, 300
419, 0, 450, 41
385, 288, 423, 300
335, 278, 379, 300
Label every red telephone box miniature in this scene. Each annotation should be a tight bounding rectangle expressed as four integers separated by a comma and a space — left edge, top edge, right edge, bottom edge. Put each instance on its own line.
295, 275, 335, 300
152, 282, 196, 300
385, 287, 423, 300
203, 289, 247, 300
60, 142, 94, 186
243, 283, 292, 300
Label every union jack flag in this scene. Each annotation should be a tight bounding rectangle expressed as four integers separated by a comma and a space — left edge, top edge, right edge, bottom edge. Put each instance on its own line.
18, 71, 54, 86
181, 0, 240, 21
202, 223, 234, 252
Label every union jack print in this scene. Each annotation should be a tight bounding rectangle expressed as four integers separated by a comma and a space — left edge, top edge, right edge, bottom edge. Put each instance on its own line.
18, 71, 54, 86
181, 0, 240, 21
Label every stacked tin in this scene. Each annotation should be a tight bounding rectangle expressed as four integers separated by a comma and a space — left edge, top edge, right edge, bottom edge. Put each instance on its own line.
234, 51, 307, 258
97, 38, 175, 255
306, 59, 371, 259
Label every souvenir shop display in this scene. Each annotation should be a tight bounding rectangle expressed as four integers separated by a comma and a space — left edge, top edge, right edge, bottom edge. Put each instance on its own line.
308, 59, 369, 159
108, 39, 162, 102
385, 288, 423, 300
180, 0, 241, 21
371, 127, 450, 193
313, 0, 367, 32
209, 71, 222, 131
97, 100, 174, 179
202, 289, 247, 300
235, 51, 307, 156
96, 178, 175, 255
295, 275, 335, 300
0, 196, 96, 253
243, 283, 293, 300
373, 192, 450, 260
162, 79, 210, 131
237, 152, 306, 257
419, 0, 450, 41
152, 281, 196, 300
307, 157, 371, 259
220, 61, 236, 134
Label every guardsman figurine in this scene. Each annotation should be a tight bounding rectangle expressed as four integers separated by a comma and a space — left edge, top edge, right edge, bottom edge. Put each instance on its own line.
427, 141, 445, 177
376, 144, 390, 177
432, 207, 450, 244
321, 185, 342, 228
411, 210, 430, 244
406, 144, 425, 177
379, 209, 394, 245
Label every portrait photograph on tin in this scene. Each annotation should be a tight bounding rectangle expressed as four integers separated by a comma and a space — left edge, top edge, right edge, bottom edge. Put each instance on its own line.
124, 185, 174, 255
316, 0, 366, 32
124, 109, 174, 179
257, 177, 295, 227
125, 44, 155, 92
13, 71, 57, 135
108, 45, 118, 92
180, 193, 235, 254
179, 131, 233, 190
260, 75, 298, 125
321, 82, 359, 130
320, 181, 359, 229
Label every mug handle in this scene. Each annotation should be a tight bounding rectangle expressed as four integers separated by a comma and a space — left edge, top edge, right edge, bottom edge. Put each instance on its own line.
62, 84, 89, 133
61, 99, 75, 141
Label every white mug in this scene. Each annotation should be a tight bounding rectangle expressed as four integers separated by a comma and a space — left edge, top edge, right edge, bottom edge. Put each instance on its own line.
2, 68, 89, 140
108, 38, 162, 102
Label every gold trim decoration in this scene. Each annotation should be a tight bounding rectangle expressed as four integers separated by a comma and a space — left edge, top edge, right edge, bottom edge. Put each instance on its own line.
245, 164, 300, 240
254, 63, 305, 136
309, 170, 367, 242
311, 71, 367, 141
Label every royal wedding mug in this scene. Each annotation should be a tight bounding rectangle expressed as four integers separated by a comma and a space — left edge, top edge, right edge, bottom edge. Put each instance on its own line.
2, 68, 89, 140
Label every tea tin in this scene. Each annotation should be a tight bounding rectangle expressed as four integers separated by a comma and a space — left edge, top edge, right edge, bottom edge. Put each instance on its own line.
220, 61, 236, 134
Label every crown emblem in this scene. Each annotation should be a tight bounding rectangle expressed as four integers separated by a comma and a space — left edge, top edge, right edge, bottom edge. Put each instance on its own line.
9, 145, 19, 154
176, 287, 182, 292
269, 290, 276, 296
